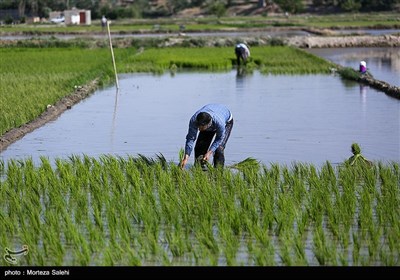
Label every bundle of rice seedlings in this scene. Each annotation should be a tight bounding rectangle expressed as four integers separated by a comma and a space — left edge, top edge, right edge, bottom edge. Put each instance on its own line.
346, 143, 373, 167
229, 157, 260, 172
179, 148, 185, 162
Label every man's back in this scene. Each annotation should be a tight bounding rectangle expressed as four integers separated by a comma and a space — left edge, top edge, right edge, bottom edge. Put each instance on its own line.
235, 43, 250, 65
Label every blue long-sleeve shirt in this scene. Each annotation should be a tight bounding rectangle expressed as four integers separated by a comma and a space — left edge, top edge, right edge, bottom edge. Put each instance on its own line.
184, 104, 232, 156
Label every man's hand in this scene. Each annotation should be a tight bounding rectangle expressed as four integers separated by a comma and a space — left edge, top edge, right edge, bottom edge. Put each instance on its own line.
179, 154, 189, 169
203, 151, 213, 162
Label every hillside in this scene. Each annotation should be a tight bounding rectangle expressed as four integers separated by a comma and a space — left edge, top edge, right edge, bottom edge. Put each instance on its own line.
174, 2, 282, 18
145, 0, 285, 18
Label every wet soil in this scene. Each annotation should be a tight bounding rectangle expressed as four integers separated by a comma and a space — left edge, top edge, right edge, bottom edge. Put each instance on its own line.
357, 74, 400, 99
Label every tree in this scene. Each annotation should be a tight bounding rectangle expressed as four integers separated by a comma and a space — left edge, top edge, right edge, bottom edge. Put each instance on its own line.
338, 0, 361, 12
360, 0, 398, 11
18, 0, 26, 18
207, 0, 226, 17
274, 0, 304, 13
30, 0, 38, 16
166, 0, 191, 14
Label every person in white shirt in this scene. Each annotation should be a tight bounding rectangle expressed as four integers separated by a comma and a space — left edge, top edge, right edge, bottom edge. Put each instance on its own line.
235, 43, 250, 66
101, 15, 107, 31
359, 61, 367, 74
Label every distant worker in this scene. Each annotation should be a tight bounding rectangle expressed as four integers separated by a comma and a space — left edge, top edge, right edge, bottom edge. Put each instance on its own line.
359, 61, 367, 74
179, 104, 234, 170
101, 15, 107, 32
235, 43, 250, 66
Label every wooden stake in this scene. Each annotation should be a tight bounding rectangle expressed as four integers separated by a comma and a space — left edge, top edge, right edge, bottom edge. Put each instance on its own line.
107, 20, 119, 89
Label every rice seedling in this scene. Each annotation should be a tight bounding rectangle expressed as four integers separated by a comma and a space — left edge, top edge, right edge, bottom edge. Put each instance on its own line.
218, 215, 243, 265
0, 48, 115, 136
1, 154, 398, 266
278, 232, 296, 266
249, 226, 275, 266
312, 225, 329, 265
293, 233, 308, 266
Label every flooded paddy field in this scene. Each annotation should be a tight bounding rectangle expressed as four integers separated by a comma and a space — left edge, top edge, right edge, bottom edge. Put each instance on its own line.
1, 70, 399, 167
0, 33, 399, 268
306, 47, 400, 86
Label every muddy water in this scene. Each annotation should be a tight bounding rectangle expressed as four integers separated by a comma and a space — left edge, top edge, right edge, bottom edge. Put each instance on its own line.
1, 70, 399, 167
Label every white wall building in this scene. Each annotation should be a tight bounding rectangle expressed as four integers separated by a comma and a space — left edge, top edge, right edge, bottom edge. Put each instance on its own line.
50, 8, 91, 25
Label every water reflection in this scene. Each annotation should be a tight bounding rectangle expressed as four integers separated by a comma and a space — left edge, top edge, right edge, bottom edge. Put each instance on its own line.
306, 47, 400, 86
1, 71, 399, 167
335, 29, 400, 36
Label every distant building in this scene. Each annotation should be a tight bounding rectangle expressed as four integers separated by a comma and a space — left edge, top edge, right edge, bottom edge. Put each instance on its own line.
50, 8, 91, 25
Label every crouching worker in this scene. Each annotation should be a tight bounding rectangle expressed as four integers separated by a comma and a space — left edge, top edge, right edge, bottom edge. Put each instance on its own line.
359, 61, 367, 74
179, 104, 234, 170
235, 43, 250, 66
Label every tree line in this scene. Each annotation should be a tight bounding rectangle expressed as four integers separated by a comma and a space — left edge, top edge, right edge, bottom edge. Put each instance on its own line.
0, 0, 398, 21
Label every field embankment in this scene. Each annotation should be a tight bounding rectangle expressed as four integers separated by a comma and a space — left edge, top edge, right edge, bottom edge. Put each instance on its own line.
0, 79, 99, 151
286, 34, 400, 48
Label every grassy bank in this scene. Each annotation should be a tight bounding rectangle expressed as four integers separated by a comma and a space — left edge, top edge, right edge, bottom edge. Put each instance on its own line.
0, 47, 114, 137
0, 45, 335, 137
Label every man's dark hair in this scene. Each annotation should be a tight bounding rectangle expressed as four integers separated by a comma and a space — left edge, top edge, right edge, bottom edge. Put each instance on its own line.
196, 112, 212, 126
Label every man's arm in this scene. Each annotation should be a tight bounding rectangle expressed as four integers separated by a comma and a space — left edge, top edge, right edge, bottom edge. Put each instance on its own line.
180, 118, 198, 169
209, 121, 225, 153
